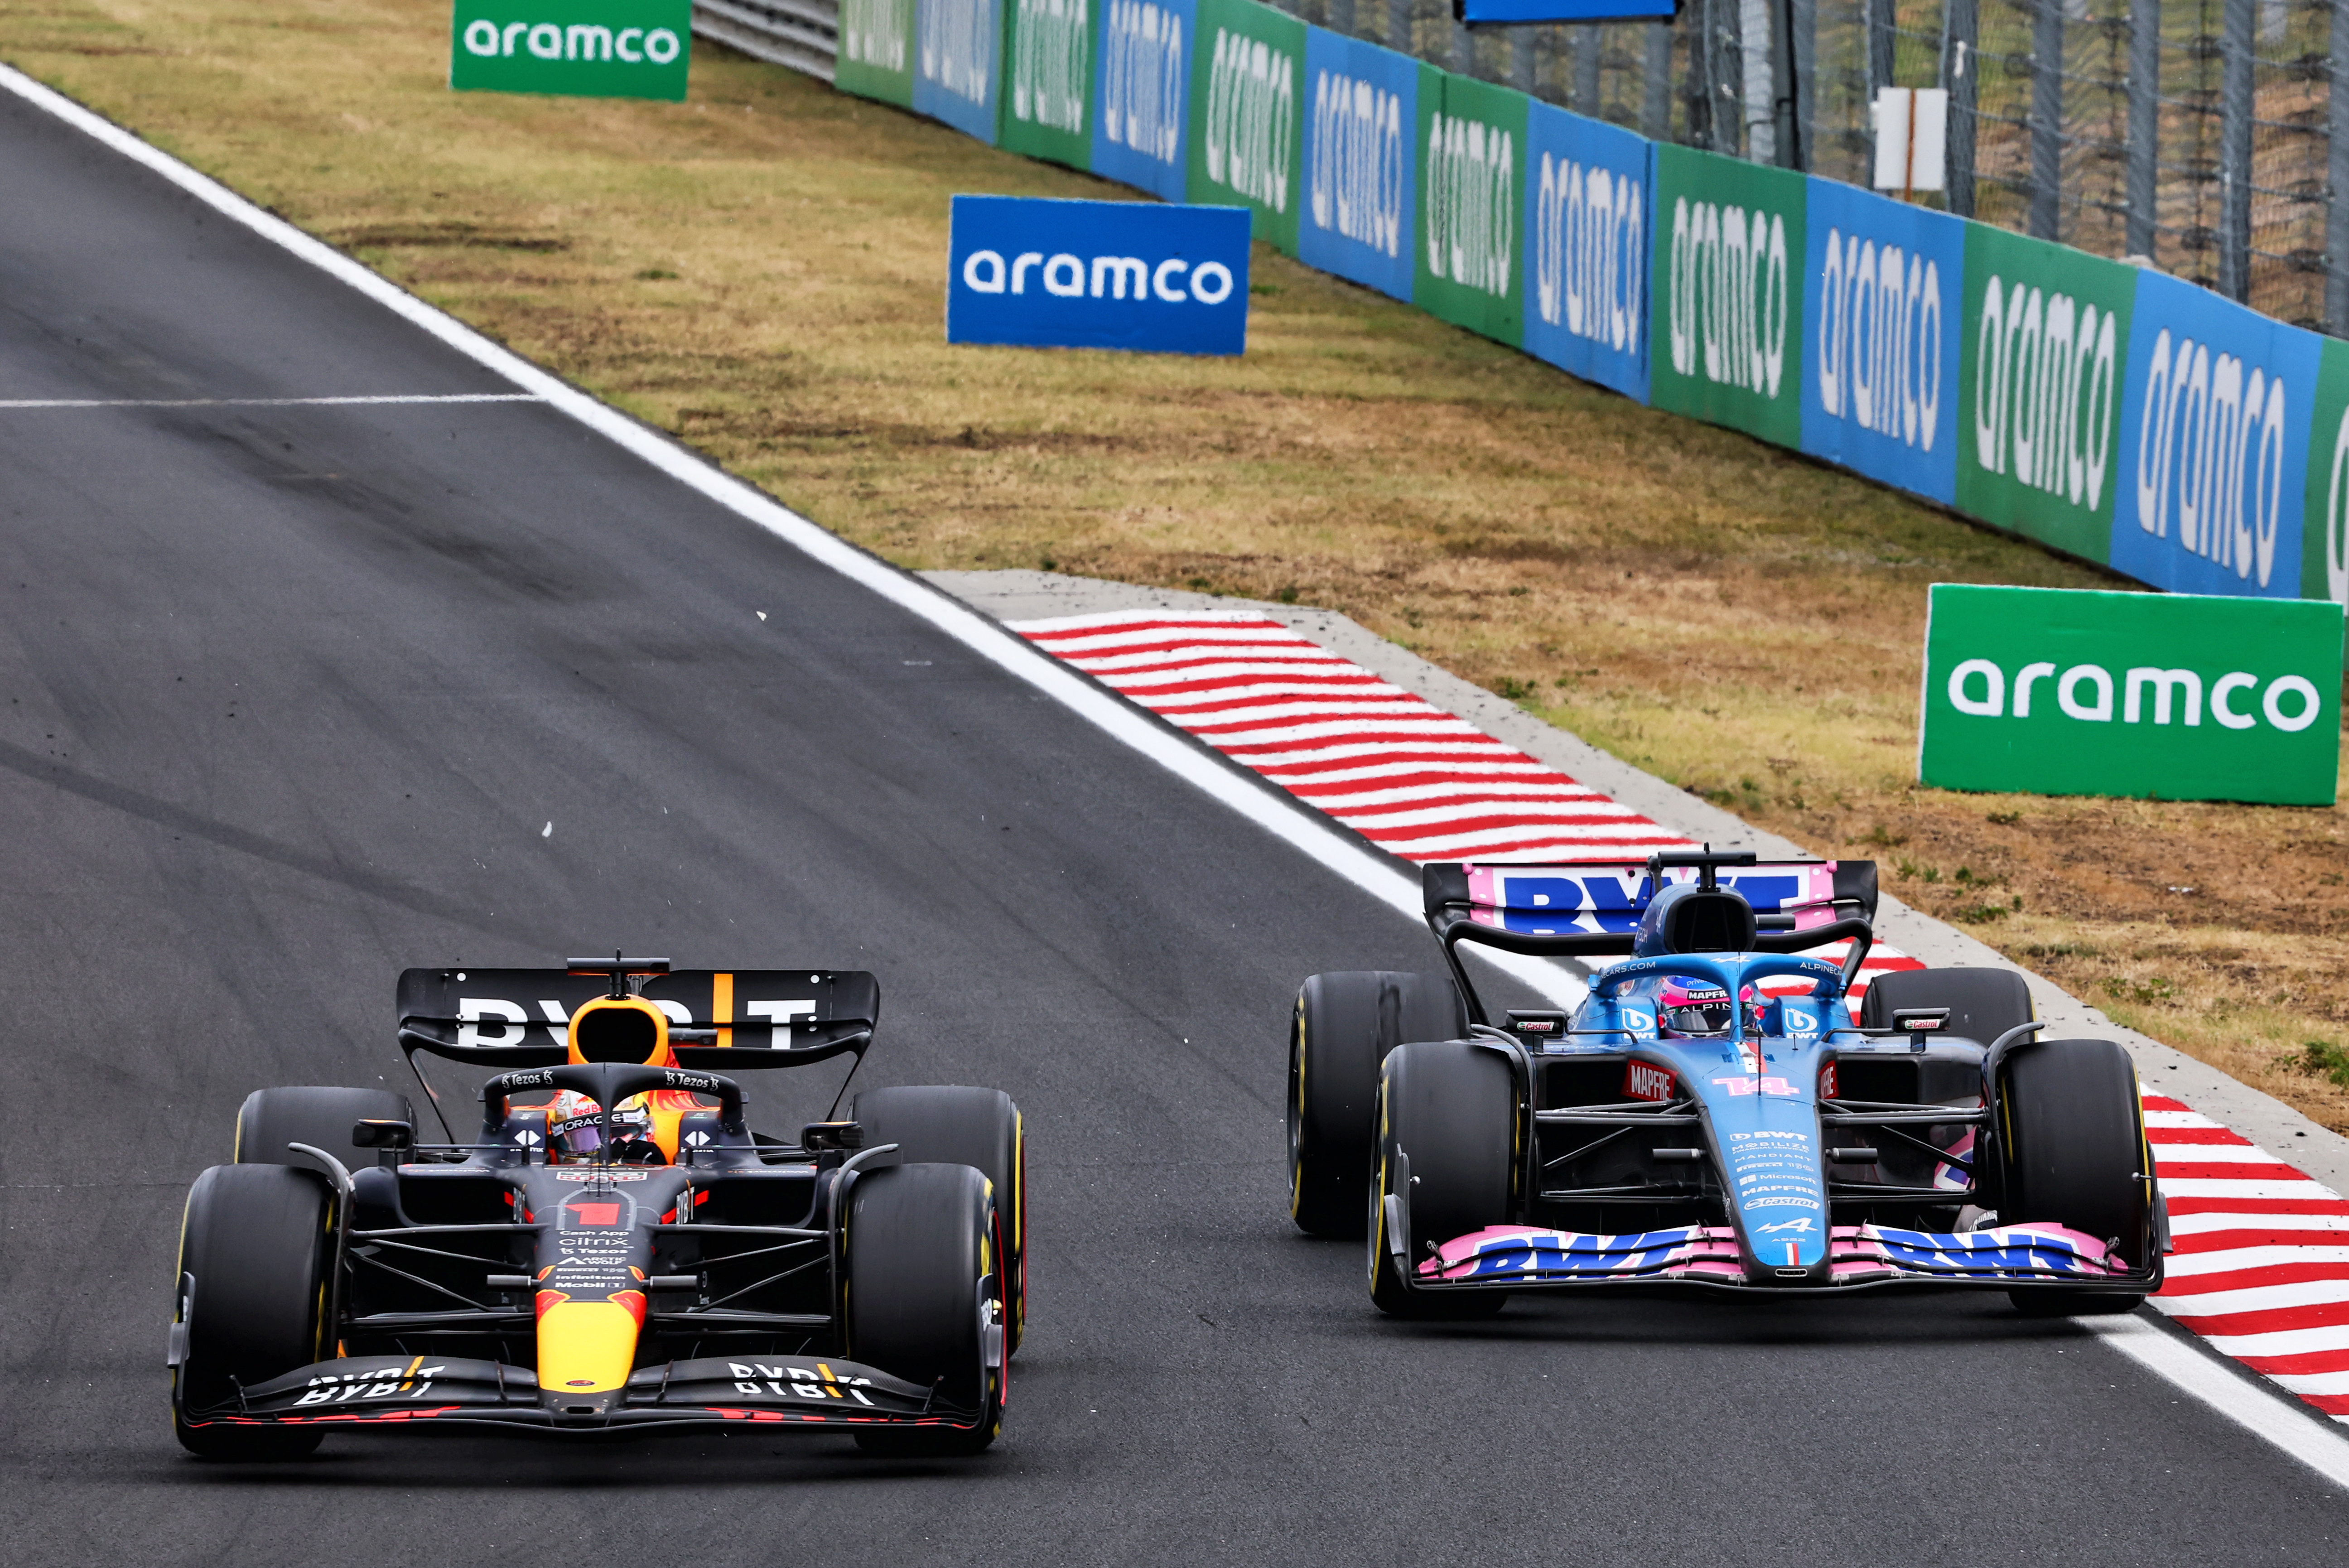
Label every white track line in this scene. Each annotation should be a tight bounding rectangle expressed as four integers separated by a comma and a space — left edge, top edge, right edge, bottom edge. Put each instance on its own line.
2086, 1315, 2349, 1489
0, 394, 545, 408
19, 59, 2347, 1488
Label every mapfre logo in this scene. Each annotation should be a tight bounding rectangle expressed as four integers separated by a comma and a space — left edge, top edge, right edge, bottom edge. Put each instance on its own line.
1624, 1061, 1674, 1102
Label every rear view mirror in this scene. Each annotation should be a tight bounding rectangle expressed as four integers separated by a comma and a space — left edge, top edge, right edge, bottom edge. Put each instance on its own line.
352, 1119, 414, 1150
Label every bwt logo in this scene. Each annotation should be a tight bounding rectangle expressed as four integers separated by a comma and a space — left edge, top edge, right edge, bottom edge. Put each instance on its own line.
1666, 198, 1789, 397
1011, 0, 1089, 132
1816, 228, 1944, 450
1423, 114, 1513, 297
1944, 658, 2323, 733
460, 20, 681, 62
2132, 327, 2291, 588
1202, 29, 1293, 212
1307, 70, 1404, 258
961, 248, 1235, 304
1973, 275, 2119, 512
1100, 0, 1183, 164
1534, 154, 1642, 353
921, 0, 995, 105
840, 0, 910, 72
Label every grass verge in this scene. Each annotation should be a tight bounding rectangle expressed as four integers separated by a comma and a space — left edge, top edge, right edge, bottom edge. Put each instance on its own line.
7, 0, 2347, 1133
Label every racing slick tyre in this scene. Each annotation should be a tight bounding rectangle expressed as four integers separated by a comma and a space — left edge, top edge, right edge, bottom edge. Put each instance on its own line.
1997, 1038, 2156, 1316
171, 1163, 333, 1460
1369, 1040, 1514, 1320
843, 1162, 1005, 1456
852, 1085, 1026, 1358
235, 1086, 414, 1172
1290, 971, 1467, 1239
1860, 967, 2034, 1045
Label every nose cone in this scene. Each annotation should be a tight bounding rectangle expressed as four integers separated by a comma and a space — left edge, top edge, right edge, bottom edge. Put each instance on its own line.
535, 1293, 646, 1397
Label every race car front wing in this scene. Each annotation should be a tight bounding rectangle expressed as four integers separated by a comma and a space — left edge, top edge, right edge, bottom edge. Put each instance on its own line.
177, 1353, 991, 1438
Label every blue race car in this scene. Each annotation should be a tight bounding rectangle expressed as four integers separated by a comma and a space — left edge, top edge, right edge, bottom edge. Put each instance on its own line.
1285, 850, 2168, 1318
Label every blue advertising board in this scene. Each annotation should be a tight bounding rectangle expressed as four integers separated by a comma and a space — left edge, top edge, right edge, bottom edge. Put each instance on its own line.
1521, 100, 1651, 404
913, 0, 1003, 143
946, 194, 1251, 354
2111, 269, 2326, 598
1800, 179, 1964, 505
1297, 29, 1421, 301
1091, 0, 1195, 201
1456, 0, 1675, 19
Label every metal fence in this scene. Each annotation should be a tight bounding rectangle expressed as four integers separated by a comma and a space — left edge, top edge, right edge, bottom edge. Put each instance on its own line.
691, 0, 2349, 333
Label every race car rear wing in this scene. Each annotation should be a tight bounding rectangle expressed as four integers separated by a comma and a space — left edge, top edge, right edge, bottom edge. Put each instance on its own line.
395, 965, 880, 1071
1423, 852, 1878, 1020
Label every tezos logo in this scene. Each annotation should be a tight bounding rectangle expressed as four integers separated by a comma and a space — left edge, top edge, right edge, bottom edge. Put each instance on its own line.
459, 19, 680, 63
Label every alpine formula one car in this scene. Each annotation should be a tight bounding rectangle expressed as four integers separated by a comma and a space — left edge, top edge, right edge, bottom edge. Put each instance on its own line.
1287, 851, 2169, 1317
170, 957, 1024, 1459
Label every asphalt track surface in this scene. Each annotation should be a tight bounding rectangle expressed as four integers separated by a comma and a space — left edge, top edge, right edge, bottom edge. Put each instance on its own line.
3, 87, 2346, 1568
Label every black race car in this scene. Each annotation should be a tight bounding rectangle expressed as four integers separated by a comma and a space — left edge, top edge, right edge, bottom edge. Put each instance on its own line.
170, 957, 1024, 1459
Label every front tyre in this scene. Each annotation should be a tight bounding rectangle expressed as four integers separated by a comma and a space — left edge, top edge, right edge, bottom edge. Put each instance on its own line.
1998, 1038, 2157, 1316
1290, 971, 1466, 1238
1369, 1040, 1515, 1320
234, 1086, 415, 1170
171, 1163, 333, 1460
844, 1162, 1004, 1456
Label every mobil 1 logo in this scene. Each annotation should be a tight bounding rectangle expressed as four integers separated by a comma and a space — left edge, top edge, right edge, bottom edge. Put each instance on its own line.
452, 0, 690, 100
947, 193, 1249, 356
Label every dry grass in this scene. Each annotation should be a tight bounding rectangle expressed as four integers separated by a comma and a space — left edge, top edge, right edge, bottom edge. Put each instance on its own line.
8, 0, 2349, 1133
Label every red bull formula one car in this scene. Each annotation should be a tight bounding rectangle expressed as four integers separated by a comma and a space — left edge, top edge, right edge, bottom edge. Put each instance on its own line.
169, 957, 1024, 1459
1286, 851, 2169, 1317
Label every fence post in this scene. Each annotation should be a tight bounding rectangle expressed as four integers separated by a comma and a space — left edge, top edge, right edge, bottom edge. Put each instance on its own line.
2219, 0, 2253, 300
2124, 0, 2158, 256
1865, 0, 1896, 172
1643, 21, 1673, 139
2332, 0, 2349, 334
1787, 0, 1814, 171
1945, 0, 1978, 217
2029, 0, 2064, 240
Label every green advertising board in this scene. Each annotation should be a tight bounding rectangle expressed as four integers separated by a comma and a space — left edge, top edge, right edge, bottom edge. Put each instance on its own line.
1002, 0, 1096, 169
1919, 583, 2344, 804
1954, 224, 2136, 568
1413, 72, 1526, 348
1647, 144, 1804, 447
1187, 0, 1303, 253
836, 0, 918, 106
451, 0, 690, 99
2305, 333, 2349, 614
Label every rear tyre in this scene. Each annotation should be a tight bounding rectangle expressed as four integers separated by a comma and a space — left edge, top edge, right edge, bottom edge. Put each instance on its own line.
1290, 971, 1466, 1238
1998, 1038, 2156, 1316
234, 1086, 414, 1172
1860, 967, 2034, 1046
171, 1163, 333, 1460
852, 1085, 1026, 1358
1369, 1040, 1515, 1320
844, 1162, 1004, 1457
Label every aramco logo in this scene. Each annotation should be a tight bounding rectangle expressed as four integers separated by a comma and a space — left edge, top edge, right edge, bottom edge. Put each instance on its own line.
1011, 0, 1089, 132
2131, 326, 2291, 589
1972, 273, 2120, 511
1307, 69, 1404, 258
1943, 658, 2321, 734
1666, 197, 1789, 398
459, 19, 681, 62
1423, 113, 1512, 297
1202, 28, 1293, 212
1533, 153, 1641, 353
920, 0, 995, 106
1816, 230, 1944, 451
1100, 0, 1183, 164
840, 0, 910, 72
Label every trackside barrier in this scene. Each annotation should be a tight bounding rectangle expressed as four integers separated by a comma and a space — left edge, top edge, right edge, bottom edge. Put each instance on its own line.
694, 0, 2349, 648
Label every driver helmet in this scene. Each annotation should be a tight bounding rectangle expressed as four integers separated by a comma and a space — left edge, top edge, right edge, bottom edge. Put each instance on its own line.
547, 1092, 667, 1165
1657, 979, 1759, 1038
